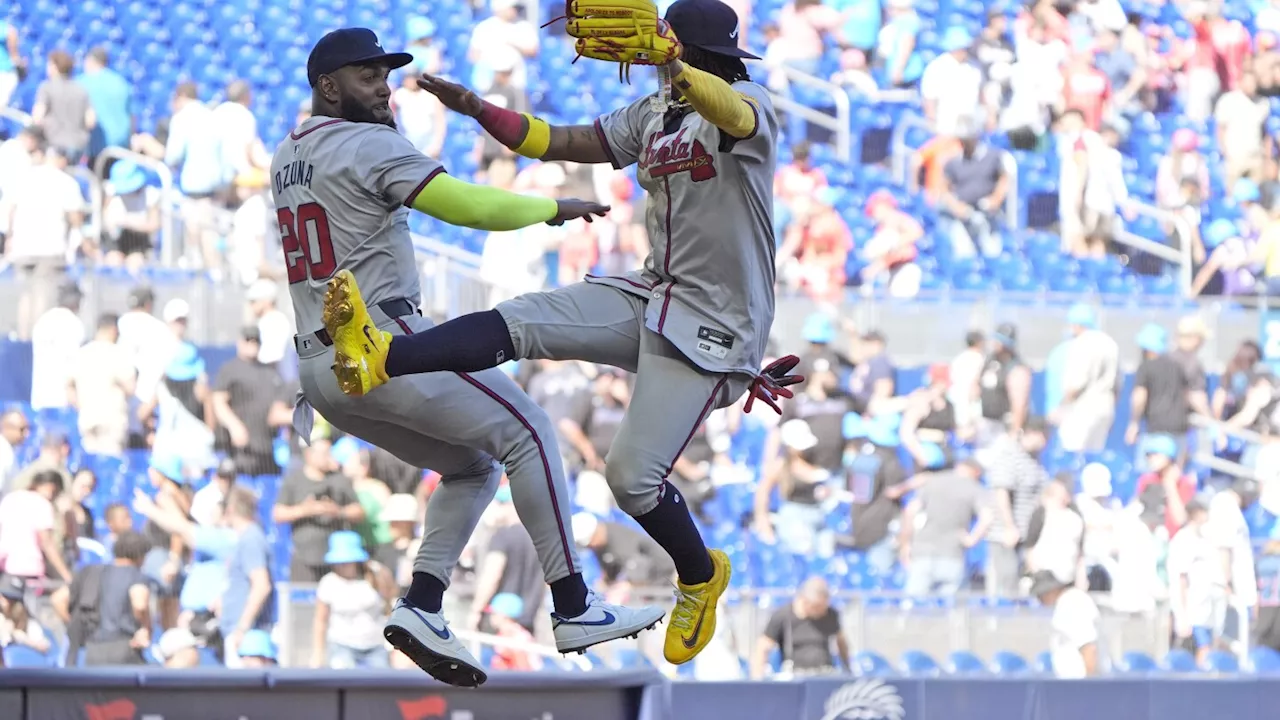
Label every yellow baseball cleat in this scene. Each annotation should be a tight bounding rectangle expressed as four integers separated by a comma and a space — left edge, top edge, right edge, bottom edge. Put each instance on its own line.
322, 269, 392, 396
664, 548, 731, 665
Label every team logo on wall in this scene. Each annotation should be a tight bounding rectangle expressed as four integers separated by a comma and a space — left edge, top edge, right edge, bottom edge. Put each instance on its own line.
818, 679, 906, 720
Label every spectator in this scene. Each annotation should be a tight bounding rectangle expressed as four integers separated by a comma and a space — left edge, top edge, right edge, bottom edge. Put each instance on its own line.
1062, 51, 1111, 132
1193, 218, 1258, 297
1207, 480, 1259, 651
272, 433, 364, 583
948, 330, 985, 430
143, 342, 216, 474
940, 121, 1008, 259
1030, 569, 1103, 678
975, 8, 1016, 114
7, 145, 85, 339
245, 280, 292, 366
467, 486, 543, 634
52, 531, 150, 666
381, 494, 422, 590
1212, 340, 1263, 436
1026, 478, 1086, 589
227, 168, 277, 287
1168, 501, 1223, 662
774, 142, 827, 218
1055, 304, 1119, 453
156, 82, 222, 269
235, 629, 278, 668
978, 323, 1032, 441
847, 331, 895, 417
774, 0, 843, 77
78, 47, 131, 165
213, 79, 268, 187
750, 577, 848, 679
1215, 70, 1270, 189
405, 16, 443, 76
773, 188, 855, 299
754, 419, 831, 555
1155, 128, 1210, 212
212, 326, 291, 476
311, 531, 395, 669
155, 628, 201, 668
338, 445, 394, 567
909, 133, 962, 206
525, 360, 594, 475
100, 503, 132, 558
486, 592, 542, 671
102, 162, 161, 270
583, 371, 631, 474
1076, 124, 1131, 259
0, 576, 50, 654
1075, 463, 1118, 590
0, 470, 73, 587
858, 190, 923, 297
983, 417, 1050, 597
900, 459, 990, 596
830, 48, 879, 95
1093, 27, 1143, 122
190, 458, 238, 528
898, 363, 961, 464
921, 28, 983, 137
877, 0, 924, 88
1171, 315, 1212, 420
0, 19, 22, 108
0, 127, 42, 199
68, 313, 136, 457
844, 413, 910, 571
1126, 324, 1191, 467
393, 61, 446, 158
139, 453, 191, 630
474, 48, 531, 182
571, 513, 676, 599
117, 286, 177, 405
69, 469, 96, 540
32, 50, 94, 162
1132, 435, 1195, 538
780, 353, 851, 472
468, 0, 538, 92
134, 486, 275, 668
9, 431, 72, 494
0, 409, 30, 486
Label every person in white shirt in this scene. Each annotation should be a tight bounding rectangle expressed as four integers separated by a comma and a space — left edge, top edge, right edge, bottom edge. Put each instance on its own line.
29, 282, 86, 411
1076, 462, 1119, 588
1078, 125, 1133, 259
393, 62, 446, 157
1214, 70, 1270, 189
213, 80, 269, 186
1055, 303, 1119, 453
468, 0, 538, 92
0, 126, 41, 211
1027, 479, 1086, 587
920, 27, 984, 137
245, 279, 292, 366
0, 410, 29, 487
117, 285, 178, 405
68, 313, 137, 457
1207, 481, 1259, 652
1031, 570, 1104, 678
948, 330, 985, 428
102, 161, 161, 270
1167, 501, 1225, 662
227, 169, 275, 286
190, 458, 237, 528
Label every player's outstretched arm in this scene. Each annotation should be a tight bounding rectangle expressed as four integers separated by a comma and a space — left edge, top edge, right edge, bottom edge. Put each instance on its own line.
418, 73, 611, 165
663, 59, 758, 139
408, 172, 609, 231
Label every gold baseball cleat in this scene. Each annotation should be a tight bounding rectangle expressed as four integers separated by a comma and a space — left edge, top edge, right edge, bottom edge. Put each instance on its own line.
663, 548, 731, 665
322, 270, 392, 396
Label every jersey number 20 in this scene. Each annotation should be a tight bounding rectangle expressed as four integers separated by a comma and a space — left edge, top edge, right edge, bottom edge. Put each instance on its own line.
278, 203, 336, 284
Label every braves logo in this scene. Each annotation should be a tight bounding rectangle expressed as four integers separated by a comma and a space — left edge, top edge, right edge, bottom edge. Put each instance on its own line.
640, 127, 717, 182
819, 679, 906, 720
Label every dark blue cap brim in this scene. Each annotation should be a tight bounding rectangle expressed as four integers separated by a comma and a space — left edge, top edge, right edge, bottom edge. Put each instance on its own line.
687, 43, 761, 60
311, 51, 416, 86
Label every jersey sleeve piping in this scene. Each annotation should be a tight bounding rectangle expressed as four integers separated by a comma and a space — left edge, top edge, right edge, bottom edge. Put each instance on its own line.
402, 167, 448, 208
738, 94, 762, 141
593, 118, 624, 170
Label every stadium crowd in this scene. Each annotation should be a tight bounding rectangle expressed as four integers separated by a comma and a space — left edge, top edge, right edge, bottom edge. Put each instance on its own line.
1, 0, 1280, 681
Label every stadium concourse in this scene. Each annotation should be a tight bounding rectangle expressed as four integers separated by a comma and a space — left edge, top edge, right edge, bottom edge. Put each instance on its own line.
2, 0, 1280, 691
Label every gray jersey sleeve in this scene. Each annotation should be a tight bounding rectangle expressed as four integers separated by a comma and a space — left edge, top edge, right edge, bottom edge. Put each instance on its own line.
593, 95, 656, 170
350, 125, 447, 208
728, 81, 780, 164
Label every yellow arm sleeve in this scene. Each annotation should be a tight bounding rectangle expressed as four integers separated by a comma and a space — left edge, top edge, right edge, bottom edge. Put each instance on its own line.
671, 64, 758, 139
409, 172, 557, 231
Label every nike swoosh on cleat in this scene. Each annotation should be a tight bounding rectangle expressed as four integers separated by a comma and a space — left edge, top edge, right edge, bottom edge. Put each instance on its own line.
680, 606, 708, 648
405, 605, 452, 640
555, 609, 616, 627
362, 324, 379, 348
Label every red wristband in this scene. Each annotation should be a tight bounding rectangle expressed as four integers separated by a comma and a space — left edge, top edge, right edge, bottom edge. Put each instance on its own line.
476, 100, 527, 150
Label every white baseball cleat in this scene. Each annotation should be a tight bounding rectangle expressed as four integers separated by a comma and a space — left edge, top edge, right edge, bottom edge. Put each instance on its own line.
551, 591, 666, 654
384, 599, 488, 687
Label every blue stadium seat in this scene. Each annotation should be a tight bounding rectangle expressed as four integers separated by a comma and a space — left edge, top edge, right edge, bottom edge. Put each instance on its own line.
854, 651, 893, 677
899, 650, 940, 676
1160, 649, 1198, 672
3, 644, 54, 668
1116, 651, 1157, 674
1032, 651, 1053, 674
945, 651, 987, 675
1250, 646, 1280, 673
1203, 650, 1240, 673
989, 651, 1029, 675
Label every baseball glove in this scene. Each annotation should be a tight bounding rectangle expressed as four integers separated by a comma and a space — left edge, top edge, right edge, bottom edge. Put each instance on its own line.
549, 0, 683, 82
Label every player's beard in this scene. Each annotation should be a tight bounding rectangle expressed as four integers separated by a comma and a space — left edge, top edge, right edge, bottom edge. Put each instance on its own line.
340, 92, 396, 129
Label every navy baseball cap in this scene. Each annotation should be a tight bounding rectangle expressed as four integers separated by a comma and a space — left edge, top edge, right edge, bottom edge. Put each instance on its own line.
307, 28, 415, 88
665, 0, 760, 60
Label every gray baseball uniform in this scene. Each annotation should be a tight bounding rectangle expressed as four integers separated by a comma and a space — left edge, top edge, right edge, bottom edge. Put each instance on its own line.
497, 81, 779, 515
273, 116, 581, 587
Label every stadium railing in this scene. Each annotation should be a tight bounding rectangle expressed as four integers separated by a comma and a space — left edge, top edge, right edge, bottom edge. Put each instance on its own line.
768, 64, 853, 163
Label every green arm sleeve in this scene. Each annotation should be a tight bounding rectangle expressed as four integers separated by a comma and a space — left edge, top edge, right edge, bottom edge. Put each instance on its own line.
408, 172, 557, 231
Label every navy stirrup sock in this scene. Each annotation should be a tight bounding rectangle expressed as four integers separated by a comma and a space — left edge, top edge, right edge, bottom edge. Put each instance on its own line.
633, 481, 715, 585
549, 573, 590, 618
405, 572, 447, 612
384, 309, 516, 377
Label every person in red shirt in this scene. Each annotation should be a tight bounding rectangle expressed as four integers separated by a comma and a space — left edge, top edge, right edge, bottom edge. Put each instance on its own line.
1132, 434, 1196, 537
1062, 52, 1111, 131
1175, 1, 1227, 121
487, 592, 542, 671
779, 186, 853, 301
1206, 2, 1251, 92
774, 141, 828, 211
860, 189, 924, 296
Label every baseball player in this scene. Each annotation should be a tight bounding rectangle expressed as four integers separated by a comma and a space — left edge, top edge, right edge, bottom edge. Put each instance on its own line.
275, 28, 664, 687
323, 0, 802, 665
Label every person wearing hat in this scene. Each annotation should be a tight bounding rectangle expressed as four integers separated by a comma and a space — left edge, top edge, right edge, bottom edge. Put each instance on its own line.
140, 339, 217, 478
312, 530, 395, 668
380, 493, 422, 589
900, 458, 989, 597
920, 27, 981, 138
406, 15, 443, 75
28, 279, 85, 410
211, 324, 291, 476
978, 322, 1031, 443
138, 452, 191, 627
1028, 568, 1103, 678
1170, 315, 1210, 419
102, 161, 160, 268
1055, 303, 1118, 453
844, 413, 910, 571
859, 189, 924, 297
486, 592, 540, 671
571, 511, 677, 594
1126, 323, 1193, 469
466, 485, 545, 634
1075, 462, 1118, 590
244, 279, 292, 366
392, 25, 447, 158
1132, 433, 1195, 538
227, 169, 277, 287
778, 184, 853, 302
753, 419, 830, 555
783, 349, 852, 473
236, 629, 279, 667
